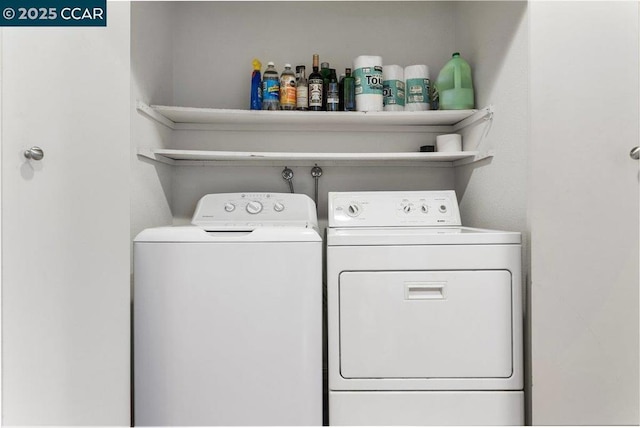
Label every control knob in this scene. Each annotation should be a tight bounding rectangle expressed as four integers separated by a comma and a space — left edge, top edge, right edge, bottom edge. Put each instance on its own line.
246, 201, 263, 214
273, 202, 285, 212
224, 203, 236, 212
421, 204, 429, 214
347, 203, 361, 217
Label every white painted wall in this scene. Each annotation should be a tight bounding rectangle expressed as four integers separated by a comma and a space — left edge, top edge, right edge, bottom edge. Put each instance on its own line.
453, 1, 528, 233
529, 1, 639, 424
171, 2, 456, 109
451, 0, 530, 420
171, 164, 455, 229
168, 1, 459, 223
131, 2, 175, 250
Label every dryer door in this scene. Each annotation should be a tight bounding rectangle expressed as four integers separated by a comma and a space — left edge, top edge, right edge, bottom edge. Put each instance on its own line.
339, 270, 512, 379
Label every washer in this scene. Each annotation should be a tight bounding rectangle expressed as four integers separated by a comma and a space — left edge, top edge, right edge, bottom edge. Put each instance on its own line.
134, 193, 322, 426
327, 191, 523, 426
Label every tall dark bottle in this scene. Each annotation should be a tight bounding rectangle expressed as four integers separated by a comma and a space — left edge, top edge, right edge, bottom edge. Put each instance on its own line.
308, 54, 324, 111
320, 62, 330, 110
342, 67, 356, 111
326, 69, 339, 111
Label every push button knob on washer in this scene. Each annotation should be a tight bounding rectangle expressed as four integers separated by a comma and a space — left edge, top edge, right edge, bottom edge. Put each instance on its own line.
246, 201, 263, 214
224, 203, 236, 212
274, 202, 285, 212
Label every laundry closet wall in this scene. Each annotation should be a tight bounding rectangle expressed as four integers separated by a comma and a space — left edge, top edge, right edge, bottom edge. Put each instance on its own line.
158, 2, 459, 228
453, 2, 528, 234
451, 1, 530, 419
131, 1, 175, 264
132, 1, 529, 231
130, 1, 530, 257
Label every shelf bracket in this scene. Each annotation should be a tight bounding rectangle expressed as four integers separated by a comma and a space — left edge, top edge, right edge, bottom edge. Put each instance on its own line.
136, 100, 176, 130
137, 148, 176, 166
452, 104, 494, 132
453, 150, 494, 167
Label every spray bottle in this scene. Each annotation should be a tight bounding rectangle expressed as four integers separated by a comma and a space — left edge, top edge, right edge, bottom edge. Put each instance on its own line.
250, 58, 262, 110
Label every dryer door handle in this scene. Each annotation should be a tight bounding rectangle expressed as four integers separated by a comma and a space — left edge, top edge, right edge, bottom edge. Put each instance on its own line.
404, 282, 447, 300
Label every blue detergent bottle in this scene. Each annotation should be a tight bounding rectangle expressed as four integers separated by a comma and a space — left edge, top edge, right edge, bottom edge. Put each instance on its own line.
250, 58, 262, 110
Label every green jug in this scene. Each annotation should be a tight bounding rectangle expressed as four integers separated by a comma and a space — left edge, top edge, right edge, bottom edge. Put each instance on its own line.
435, 52, 474, 110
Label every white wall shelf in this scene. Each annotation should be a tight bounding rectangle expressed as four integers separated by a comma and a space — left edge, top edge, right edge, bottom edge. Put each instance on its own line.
136, 101, 491, 133
137, 148, 491, 167
135, 101, 494, 166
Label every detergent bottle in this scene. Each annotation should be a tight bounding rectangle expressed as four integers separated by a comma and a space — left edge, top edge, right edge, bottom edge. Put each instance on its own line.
435, 52, 474, 110
250, 58, 262, 110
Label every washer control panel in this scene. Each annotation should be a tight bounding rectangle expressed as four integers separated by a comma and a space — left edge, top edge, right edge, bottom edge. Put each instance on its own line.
329, 191, 461, 227
192, 193, 317, 230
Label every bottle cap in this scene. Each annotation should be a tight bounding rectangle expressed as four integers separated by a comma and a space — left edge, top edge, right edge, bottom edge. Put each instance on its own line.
296, 65, 305, 71
321, 62, 329, 68
452, 52, 460, 57
252, 58, 262, 71
346, 67, 352, 74
285, 63, 291, 68
267, 61, 275, 66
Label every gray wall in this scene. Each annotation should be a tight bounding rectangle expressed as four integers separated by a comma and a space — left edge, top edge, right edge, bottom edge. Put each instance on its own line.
131, 2, 175, 254
453, 1, 528, 233
128, 1, 477, 232
167, 1, 463, 225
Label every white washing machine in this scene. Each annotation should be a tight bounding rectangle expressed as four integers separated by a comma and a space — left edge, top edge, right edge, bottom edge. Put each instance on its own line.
134, 193, 322, 426
327, 191, 524, 426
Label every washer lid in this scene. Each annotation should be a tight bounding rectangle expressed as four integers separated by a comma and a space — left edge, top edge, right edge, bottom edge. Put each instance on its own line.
327, 226, 521, 246
135, 226, 321, 243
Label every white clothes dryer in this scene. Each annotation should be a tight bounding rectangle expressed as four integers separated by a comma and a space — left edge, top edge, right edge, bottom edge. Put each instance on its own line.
327, 191, 524, 426
134, 193, 322, 426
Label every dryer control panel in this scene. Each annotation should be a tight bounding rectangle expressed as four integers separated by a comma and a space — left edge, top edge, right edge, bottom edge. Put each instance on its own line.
329, 191, 461, 227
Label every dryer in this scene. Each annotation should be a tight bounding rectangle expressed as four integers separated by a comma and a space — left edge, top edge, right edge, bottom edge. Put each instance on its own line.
134, 193, 322, 426
327, 191, 523, 426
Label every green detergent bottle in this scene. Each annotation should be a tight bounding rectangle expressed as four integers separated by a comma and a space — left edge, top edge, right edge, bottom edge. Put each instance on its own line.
435, 52, 475, 110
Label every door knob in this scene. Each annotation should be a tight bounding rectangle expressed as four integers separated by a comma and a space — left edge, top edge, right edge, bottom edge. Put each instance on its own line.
24, 146, 44, 161
630, 146, 640, 160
